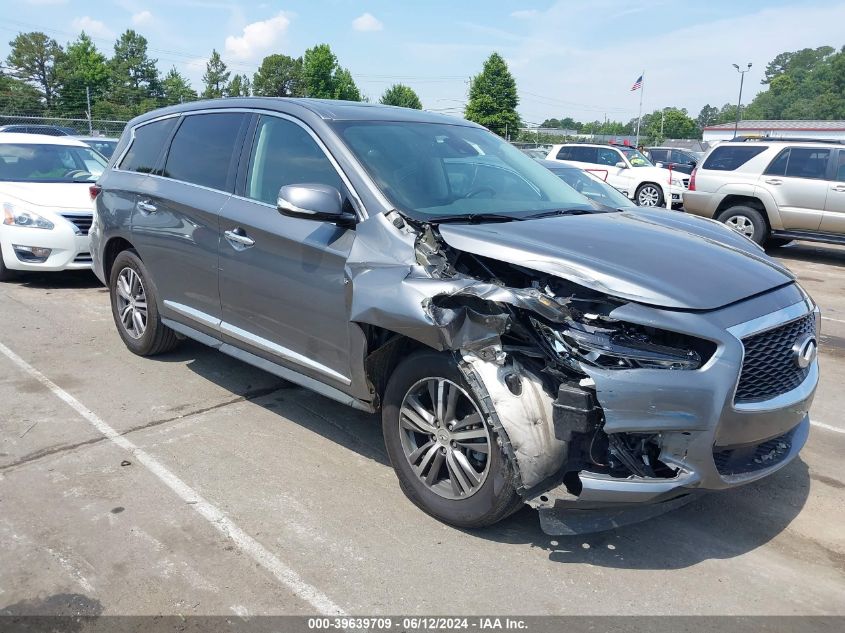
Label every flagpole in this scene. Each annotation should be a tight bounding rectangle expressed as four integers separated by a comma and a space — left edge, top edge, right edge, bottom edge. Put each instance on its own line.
635, 70, 644, 146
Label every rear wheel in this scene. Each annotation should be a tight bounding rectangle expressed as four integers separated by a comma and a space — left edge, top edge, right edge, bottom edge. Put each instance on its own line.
109, 249, 179, 356
716, 205, 767, 245
382, 351, 521, 528
635, 182, 664, 207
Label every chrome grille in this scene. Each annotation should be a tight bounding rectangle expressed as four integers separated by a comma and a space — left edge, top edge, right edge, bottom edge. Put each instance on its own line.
61, 213, 93, 235
735, 313, 816, 403
682, 178, 690, 188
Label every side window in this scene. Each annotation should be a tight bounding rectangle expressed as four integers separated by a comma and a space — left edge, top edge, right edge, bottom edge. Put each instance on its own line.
784, 148, 831, 180
765, 149, 789, 176
245, 116, 343, 205
650, 149, 668, 163
702, 145, 768, 171
836, 150, 845, 182
119, 118, 177, 174
597, 148, 620, 166
671, 150, 693, 164
555, 146, 573, 160
162, 113, 248, 190
571, 146, 598, 163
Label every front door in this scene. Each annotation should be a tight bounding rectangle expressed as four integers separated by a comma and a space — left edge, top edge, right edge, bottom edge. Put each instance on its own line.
218, 114, 356, 389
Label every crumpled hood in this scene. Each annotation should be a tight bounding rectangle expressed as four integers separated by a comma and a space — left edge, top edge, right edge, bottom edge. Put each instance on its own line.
0, 182, 93, 211
437, 210, 795, 310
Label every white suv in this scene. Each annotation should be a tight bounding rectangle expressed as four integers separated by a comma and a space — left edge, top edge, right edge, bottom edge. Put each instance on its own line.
546, 143, 688, 207
0, 133, 105, 280
683, 139, 845, 246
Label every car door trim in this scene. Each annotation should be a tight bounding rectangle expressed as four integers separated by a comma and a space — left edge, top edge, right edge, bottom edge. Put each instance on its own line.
163, 300, 351, 385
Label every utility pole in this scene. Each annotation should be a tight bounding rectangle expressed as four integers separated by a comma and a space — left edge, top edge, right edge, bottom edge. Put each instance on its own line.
85, 85, 93, 135
660, 110, 665, 137
732, 62, 752, 139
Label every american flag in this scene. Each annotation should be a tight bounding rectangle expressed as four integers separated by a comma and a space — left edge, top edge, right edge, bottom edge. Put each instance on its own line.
630, 75, 643, 91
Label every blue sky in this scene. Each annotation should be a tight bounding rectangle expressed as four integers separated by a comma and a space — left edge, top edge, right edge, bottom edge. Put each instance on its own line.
4, 0, 845, 124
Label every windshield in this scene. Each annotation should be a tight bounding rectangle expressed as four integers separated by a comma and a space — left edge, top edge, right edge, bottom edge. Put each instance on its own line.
333, 121, 595, 221
550, 167, 636, 209
0, 143, 106, 183
619, 147, 653, 167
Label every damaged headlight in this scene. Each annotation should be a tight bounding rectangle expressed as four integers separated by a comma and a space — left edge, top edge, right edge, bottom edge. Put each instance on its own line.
533, 316, 707, 370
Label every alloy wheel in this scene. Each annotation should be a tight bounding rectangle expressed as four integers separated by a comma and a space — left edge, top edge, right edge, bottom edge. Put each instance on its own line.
115, 267, 148, 339
398, 378, 492, 500
637, 185, 661, 207
724, 215, 756, 238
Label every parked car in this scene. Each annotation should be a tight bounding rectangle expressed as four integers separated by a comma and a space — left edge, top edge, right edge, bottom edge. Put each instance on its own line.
546, 143, 688, 207
76, 136, 119, 159
683, 139, 845, 246
0, 124, 76, 136
0, 133, 106, 280
92, 99, 817, 534
520, 147, 548, 160
644, 146, 699, 174
537, 159, 637, 210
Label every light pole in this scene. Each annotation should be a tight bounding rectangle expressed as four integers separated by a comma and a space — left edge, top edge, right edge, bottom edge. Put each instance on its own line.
732, 62, 752, 139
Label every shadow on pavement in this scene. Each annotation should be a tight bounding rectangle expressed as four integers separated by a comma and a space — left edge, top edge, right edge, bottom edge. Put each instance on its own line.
10, 270, 103, 290
768, 241, 845, 267
146, 340, 810, 570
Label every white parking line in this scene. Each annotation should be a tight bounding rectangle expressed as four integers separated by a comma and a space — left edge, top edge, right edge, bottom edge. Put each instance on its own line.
810, 420, 845, 434
0, 340, 346, 616
822, 316, 845, 325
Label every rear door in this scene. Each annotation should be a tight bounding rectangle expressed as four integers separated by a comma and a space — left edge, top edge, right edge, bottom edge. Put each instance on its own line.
217, 113, 356, 389
758, 147, 830, 231
133, 111, 250, 332
819, 149, 845, 233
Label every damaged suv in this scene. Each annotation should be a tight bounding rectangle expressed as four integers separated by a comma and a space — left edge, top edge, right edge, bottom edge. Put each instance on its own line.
91, 99, 819, 534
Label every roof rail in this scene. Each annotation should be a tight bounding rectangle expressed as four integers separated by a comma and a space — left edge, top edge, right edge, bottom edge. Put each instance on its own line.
732, 135, 845, 145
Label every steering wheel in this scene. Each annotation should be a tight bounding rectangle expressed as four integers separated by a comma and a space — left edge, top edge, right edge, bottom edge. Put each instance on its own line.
63, 169, 89, 179
463, 186, 496, 199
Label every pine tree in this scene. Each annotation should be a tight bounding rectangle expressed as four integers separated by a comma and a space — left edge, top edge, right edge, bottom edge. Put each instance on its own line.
464, 53, 520, 138
202, 49, 230, 99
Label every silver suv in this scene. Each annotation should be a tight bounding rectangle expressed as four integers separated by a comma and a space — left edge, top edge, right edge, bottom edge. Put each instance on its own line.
92, 99, 818, 534
684, 139, 845, 245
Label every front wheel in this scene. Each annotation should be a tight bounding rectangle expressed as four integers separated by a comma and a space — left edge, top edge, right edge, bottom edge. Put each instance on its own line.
635, 182, 664, 207
382, 351, 521, 529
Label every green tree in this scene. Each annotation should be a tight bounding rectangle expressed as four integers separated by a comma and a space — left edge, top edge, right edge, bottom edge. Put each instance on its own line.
301, 44, 361, 101
161, 67, 196, 105
6, 32, 64, 110
252, 54, 302, 97
226, 73, 251, 97
55, 32, 109, 117
379, 84, 422, 109
202, 49, 230, 98
0, 73, 44, 114
646, 108, 699, 139
696, 104, 719, 128
464, 53, 520, 138
109, 30, 161, 112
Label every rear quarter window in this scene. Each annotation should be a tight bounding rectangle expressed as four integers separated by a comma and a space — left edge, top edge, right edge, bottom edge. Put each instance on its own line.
119, 118, 177, 174
702, 145, 768, 171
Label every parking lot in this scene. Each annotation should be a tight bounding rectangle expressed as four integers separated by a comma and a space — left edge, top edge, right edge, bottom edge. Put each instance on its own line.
1, 241, 844, 618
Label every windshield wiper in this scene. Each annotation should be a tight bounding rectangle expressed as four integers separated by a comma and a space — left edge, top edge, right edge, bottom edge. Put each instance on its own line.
428, 213, 523, 224
521, 207, 603, 220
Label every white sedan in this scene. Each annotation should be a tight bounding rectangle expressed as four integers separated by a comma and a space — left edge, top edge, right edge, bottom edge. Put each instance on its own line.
0, 134, 106, 280
545, 143, 689, 208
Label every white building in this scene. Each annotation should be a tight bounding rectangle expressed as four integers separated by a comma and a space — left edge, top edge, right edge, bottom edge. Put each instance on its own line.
702, 120, 845, 142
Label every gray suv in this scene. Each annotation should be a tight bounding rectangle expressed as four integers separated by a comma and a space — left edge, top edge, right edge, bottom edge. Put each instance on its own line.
92, 99, 819, 534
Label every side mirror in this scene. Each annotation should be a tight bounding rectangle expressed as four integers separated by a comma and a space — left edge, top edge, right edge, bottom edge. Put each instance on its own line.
277, 184, 354, 224
655, 162, 664, 168
615, 161, 627, 169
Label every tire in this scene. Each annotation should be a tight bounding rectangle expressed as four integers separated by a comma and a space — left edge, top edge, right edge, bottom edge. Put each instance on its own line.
635, 182, 664, 207
382, 350, 521, 529
716, 205, 768, 245
0, 244, 18, 282
109, 249, 179, 356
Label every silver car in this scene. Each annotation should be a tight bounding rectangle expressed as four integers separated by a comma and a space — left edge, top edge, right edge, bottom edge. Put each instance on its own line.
91, 99, 818, 534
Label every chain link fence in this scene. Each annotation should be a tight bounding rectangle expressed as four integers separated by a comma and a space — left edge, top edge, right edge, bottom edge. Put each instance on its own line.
0, 115, 128, 138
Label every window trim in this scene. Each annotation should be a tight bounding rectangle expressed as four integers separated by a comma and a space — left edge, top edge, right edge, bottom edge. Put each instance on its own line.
113, 112, 181, 174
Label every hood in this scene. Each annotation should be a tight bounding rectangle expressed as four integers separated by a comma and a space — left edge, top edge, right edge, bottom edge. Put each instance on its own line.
0, 182, 94, 211
437, 211, 794, 310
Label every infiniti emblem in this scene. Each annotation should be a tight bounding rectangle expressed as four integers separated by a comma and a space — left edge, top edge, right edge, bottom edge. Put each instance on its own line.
792, 333, 817, 369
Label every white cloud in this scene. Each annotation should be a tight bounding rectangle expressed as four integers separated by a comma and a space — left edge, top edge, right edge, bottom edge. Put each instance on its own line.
224, 12, 290, 61
510, 9, 539, 19
352, 12, 383, 32
132, 10, 154, 26
71, 16, 114, 39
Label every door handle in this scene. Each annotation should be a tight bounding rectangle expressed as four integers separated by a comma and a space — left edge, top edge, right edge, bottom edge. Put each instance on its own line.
224, 228, 255, 250
764, 179, 783, 185
832, 185, 845, 192
136, 199, 157, 214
